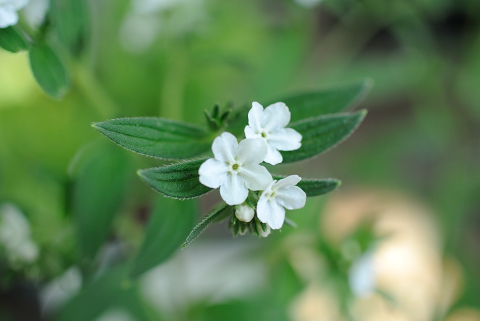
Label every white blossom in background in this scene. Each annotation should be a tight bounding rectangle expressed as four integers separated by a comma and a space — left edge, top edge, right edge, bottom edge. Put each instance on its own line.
294, 0, 323, 8
21, 0, 48, 28
40, 267, 82, 315
348, 250, 376, 298
235, 204, 254, 223
0, 0, 29, 28
257, 175, 306, 229
199, 132, 272, 205
245, 102, 302, 165
0, 203, 39, 265
94, 308, 138, 321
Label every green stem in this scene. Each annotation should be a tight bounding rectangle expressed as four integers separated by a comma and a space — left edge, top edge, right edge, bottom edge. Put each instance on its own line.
73, 61, 118, 119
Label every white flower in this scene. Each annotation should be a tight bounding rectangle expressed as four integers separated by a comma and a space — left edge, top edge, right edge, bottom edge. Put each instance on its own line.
0, 203, 39, 265
235, 204, 254, 222
348, 250, 376, 298
244, 102, 302, 165
257, 175, 306, 229
0, 0, 30, 28
199, 132, 272, 206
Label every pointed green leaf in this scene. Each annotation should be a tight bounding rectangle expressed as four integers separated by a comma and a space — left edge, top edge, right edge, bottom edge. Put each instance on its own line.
29, 43, 70, 98
138, 158, 211, 199
227, 80, 371, 136
273, 176, 341, 197
71, 144, 131, 261
129, 197, 197, 279
93, 118, 212, 160
282, 110, 367, 163
0, 26, 29, 53
183, 203, 231, 248
50, 0, 90, 55
297, 178, 341, 197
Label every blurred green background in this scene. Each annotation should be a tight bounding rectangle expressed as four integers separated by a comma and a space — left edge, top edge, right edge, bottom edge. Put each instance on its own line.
0, 0, 479, 320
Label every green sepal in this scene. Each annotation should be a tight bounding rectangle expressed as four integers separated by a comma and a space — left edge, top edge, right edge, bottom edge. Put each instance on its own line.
92, 117, 212, 160
183, 203, 231, 248
282, 110, 367, 163
137, 158, 211, 199
29, 42, 70, 99
0, 26, 30, 53
246, 191, 259, 209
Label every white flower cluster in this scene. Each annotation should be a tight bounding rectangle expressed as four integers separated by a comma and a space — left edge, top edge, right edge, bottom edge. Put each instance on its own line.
199, 102, 306, 234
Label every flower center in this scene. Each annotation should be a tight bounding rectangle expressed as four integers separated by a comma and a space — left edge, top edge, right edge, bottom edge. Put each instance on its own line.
261, 131, 267, 138
232, 163, 239, 170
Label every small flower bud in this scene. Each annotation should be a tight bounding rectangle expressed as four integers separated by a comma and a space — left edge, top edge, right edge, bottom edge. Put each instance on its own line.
235, 204, 254, 222
256, 220, 271, 238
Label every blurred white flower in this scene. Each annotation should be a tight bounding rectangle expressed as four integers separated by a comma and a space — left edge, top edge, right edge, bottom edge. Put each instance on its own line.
257, 175, 306, 229
0, 0, 29, 28
293, 0, 322, 9
40, 267, 82, 315
0, 203, 39, 265
235, 204, 254, 222
348, 250, 376, 298
21, 0, 48, 28
94, 308, 138, 321
119, 0, 208, 53
199, 132, 272, 205
245, 102, 302, 165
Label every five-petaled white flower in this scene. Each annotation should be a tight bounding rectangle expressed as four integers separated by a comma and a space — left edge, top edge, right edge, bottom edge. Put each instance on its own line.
257, 175, 306, 229
0, 0, 30, 28
244, 102, 302, 165
199, 132, 272, 206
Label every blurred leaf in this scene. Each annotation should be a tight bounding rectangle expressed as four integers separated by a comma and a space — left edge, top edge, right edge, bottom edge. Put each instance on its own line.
29, 43, 70, 98
273, 176, 341, 197
282, 110, 367, 163
58, 266, 158, 321
129, 197, 197, 279
71, 144, 131, 261
227, 80, 371, 136
0, 26, 29, 53
50, 0, 90, 55
93, 118, 212, 160
138, 158, 211, 199
183, 203, 231, 248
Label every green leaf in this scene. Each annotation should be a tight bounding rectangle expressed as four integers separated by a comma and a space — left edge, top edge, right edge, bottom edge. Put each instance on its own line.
298, 178, 341, 197
50, 0, 90, 55
273, 176, 341, 197
71, 144, 131, 261
129, 197, 197, 279
29, 43, 70, 98
138, 158, 211, 199
0, 26, 29, 53
227, 80, 371, 136
282, 110, 367, 163
92, 118, 212, 160
183, 203, 231, 248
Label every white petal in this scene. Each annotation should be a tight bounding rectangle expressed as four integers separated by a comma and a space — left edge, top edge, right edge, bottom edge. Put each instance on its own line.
220, 174, 248, 205
262, 102, 290, 131
236, 138, 267, 164
275, 175, 301, 189
0, 7, 19, 28
238, 163, 272, 191
247, 102, 264, 133
257, 197, 285, 230
276, 186, 306, 210
244, 125, 260, 139
264, 144, 283, 165
211, 132, 238, 163
268, 128, 302, 151
198, 158, 228, 188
